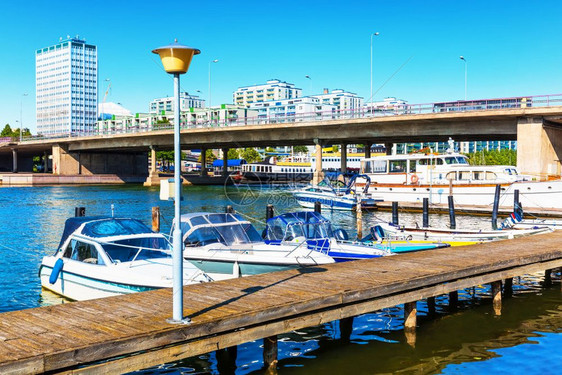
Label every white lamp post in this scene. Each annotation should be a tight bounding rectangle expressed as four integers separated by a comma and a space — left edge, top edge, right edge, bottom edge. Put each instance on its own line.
370, 32, 380, 113
208, 59, 219, 123
152, 40, 200, 323
460, 56, 467, 101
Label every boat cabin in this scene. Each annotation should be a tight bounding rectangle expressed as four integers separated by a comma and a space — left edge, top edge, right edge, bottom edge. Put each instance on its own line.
179, 213, 263, 247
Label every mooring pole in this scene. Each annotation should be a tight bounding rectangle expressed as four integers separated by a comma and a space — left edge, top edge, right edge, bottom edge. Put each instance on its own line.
448, 195, 456, 229
492, 184, 501, 230
422, 197, 429, 228
152, 206, 160, 232
225, 205, 234, 214
356, 201, 363, 239
266, 204, 274, 221
263, 336, 278, 371
314, 201, 322, 214
404, 301, 417, 347
491, 281, 502, 316
75, 207, 85, 217
514, 189, 521, 217
392, 201, 399, 225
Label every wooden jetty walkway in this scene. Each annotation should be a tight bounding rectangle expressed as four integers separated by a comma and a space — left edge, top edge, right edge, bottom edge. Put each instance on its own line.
1, 231, 562, 374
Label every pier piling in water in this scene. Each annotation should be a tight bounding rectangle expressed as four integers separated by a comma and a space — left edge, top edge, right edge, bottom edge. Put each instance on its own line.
448, 195, 456, 229
392, 202, 399, 225
427, 296, 436, 317
339, 317, 354, 342
404, 301, 417, 347
449, 291, 458, 311
266, 204, 274, 221
314, 201, 321, 214
544, 269, 552, 287
422, 198, 429, 228
492, 184, 501, 230
74, 206, 85, 217
151, 206, 160, 232
504, 277, 513, 298
356, 201, 363, 239
263, 336, 278, 371
491, 281, 502, 315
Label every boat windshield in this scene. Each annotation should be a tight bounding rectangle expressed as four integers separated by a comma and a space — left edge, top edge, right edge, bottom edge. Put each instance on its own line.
265, 212, 334, 241
102, 237, 170, 263
184, 223, 263, 247
82, 219, 153, 238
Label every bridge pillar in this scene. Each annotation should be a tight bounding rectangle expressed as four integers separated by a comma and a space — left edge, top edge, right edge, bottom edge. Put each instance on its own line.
11, 149, 17, 173
312, 139, 323, 185
222, 147, 229, 177
43, 151, 49, 173
517, 118, 562, 179
385, 143, 393, 155
340, 143, 347, 173
200, 147, 207, 176
364, 143, 371, 159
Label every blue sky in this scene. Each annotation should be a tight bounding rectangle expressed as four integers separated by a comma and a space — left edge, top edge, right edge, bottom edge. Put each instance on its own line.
1, 0, 561, 133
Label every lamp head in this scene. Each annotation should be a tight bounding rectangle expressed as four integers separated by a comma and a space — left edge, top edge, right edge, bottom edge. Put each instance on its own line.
374, 32, 380, 36
152, 39, 200, 74
460, 56, 466, 61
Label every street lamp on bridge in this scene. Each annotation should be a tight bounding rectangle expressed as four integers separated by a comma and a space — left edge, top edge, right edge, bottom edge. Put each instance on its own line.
460, 56, 467, 101
370, 31, 380, 112
152, 39, 200, 324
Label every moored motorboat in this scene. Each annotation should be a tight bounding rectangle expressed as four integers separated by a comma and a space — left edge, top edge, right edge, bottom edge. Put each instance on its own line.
178, 212, 334, 276
370, 220, 553, 243
263, 211, 449, 261
39, 216, 211, 301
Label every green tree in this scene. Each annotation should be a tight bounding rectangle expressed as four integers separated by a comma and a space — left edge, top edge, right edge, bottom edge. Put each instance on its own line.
265, 147, 276, 154
293, 145, 309, 154
241, 148, 262, 163
466, 149, 517, 166
198, 149, 217, 162
1, 124, 13, 137
227, 148, 240, 159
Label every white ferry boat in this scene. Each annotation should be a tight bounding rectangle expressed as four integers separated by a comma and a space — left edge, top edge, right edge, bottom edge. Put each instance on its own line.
240, 156, 313, 182
358, 151, 562, 209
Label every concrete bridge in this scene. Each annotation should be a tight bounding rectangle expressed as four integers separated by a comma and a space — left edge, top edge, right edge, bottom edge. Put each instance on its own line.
1, 104, 562, 184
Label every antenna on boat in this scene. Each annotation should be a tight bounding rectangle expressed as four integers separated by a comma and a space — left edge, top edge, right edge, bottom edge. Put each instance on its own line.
111, 204, 115, 217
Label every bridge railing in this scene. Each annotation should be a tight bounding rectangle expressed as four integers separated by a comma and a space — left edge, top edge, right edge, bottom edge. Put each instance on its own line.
20, 93, 562, 142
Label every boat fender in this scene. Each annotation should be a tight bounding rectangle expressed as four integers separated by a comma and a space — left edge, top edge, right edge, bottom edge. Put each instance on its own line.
49, 258, 64, 284
411, 174, 419, 184
334, 228, 349, 241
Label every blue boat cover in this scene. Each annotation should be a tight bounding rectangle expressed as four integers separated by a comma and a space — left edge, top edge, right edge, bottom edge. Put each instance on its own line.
212, 159, 247, 167
57, 217, 153, 249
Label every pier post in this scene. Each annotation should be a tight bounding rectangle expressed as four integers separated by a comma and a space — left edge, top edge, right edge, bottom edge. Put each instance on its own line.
448, 195, 456, 229
266, 204, 274, 221
152, 207, 160, 232
422, 198, 429, 228
392, 202, 399, 225
263, 335, 278, 371
491, 281, 502, 316
492, 184, 501, 230
356, 201, 362, 239
448, 291, 458, 311
404, 301, 417, 347
225, 205, 235, 214
514, 189, 522, 217
544, 269, 553, 287
74, 207, 86, 217
312, 139, 323, 185
314, 201, 322, 214
216, 346, 237, 374
427, 296, 436, 317
504, 277, 513, 298
340, 143, 347, 173
339, 317, 353, 342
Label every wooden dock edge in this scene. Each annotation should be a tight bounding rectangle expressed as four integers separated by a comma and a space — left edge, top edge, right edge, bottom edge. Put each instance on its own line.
53, 258, 562, 375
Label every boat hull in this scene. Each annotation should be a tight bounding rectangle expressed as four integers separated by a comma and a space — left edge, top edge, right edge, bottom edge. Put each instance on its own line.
294, 193, 356, 211
361, 180, 562, 209
186, 258, 301, 276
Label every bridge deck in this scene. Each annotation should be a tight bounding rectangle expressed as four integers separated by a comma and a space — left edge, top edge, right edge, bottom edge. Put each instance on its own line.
1, 231, 561, 374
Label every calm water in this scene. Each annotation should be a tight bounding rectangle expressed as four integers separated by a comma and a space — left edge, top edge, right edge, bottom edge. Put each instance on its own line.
0, 184, 560, 374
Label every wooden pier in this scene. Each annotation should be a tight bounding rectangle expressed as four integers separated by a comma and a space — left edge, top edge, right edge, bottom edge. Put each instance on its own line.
1, 231, 561, 374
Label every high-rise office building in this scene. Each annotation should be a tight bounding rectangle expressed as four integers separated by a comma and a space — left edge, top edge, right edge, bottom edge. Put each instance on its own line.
36, 36, 98, 136
233, 79, 301, 107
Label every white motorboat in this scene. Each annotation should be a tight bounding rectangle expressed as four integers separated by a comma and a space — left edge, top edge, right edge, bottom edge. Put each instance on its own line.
39, 216, 211, 301
357, 141, 562, 209
371, 220, 553, 243
178, 212, 335, 276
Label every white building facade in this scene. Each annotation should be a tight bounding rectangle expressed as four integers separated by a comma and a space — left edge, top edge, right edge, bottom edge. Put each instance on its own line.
250, 97, 336, 123
234, 79, 301, 107
312, 89, 364, 113
149, 92, 205, 114
36, 37, 98, 136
